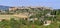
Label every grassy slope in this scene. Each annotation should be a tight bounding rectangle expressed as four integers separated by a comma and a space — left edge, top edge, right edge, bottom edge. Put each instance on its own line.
0, 14, 28, 20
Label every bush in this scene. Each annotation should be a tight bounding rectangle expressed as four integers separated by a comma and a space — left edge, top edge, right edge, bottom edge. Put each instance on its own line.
10, 18, 20, 28
34, 20, 43, 26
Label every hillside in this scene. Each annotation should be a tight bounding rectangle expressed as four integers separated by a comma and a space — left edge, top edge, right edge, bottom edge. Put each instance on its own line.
0, 6, 53, 20
0, 6, 59, 28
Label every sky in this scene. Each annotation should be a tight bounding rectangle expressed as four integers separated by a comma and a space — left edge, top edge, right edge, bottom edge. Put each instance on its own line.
0, 0, 60, 9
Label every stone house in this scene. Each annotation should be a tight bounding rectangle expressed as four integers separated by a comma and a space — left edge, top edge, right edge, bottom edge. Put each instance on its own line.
44, 20, 51, 26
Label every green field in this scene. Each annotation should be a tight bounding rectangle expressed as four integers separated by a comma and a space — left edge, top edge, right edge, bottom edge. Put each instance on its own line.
0, 15, 19, 20
0, 14, 28, 20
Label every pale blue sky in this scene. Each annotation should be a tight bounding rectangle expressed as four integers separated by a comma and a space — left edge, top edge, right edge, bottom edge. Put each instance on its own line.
0, 0, 60, 9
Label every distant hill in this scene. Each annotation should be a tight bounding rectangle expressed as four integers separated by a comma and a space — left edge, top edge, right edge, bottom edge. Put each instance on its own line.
0, 5, 10, 10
